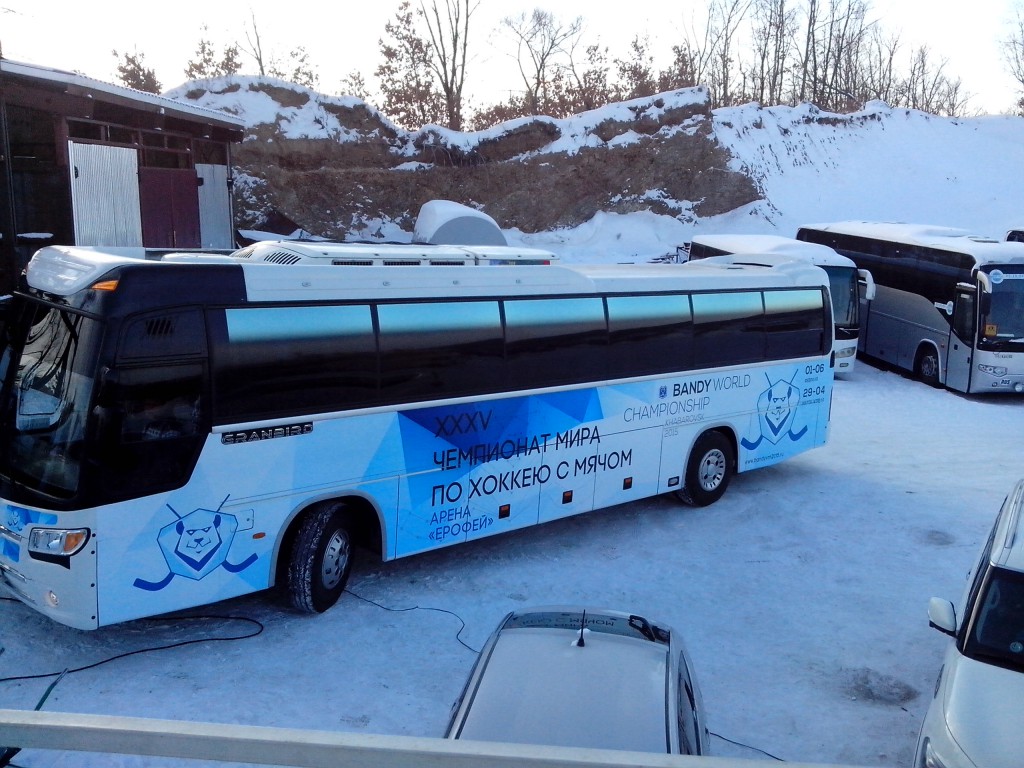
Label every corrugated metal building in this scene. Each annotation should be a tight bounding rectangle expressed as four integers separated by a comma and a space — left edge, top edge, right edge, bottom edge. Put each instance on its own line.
0, 59, 245, 291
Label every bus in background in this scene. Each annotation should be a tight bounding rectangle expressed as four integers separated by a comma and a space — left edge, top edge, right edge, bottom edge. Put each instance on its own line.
0, 245, 833, 629
797, 221, 1024, 393
686, 234, 875, 376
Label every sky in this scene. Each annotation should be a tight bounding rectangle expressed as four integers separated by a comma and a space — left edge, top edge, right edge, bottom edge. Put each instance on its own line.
4, 87, 1024, 767
1, 0, 1022, 115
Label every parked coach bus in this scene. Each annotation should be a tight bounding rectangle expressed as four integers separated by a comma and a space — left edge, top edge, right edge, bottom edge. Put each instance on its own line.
797, 221, 1024, 394
0, 245, 833, 628
686, 234, 875, 375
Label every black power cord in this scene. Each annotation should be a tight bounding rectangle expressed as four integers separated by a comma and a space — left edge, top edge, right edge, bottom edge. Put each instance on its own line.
0, 615, 263, 685
344, 588, 479, 654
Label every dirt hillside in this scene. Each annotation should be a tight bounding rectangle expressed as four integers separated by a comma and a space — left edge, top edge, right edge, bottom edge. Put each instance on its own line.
173, 79, 761, 238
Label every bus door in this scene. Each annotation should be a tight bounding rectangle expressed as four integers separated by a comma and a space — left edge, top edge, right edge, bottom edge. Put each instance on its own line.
946, 284, 977, 392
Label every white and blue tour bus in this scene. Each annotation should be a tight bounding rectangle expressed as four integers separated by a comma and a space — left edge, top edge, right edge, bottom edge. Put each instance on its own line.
686, 233, 875, 375
0, 244, 833, 628
797, 221, 1024, 393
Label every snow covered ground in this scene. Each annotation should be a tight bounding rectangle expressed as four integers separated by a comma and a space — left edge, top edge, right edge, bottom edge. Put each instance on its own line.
2, 360, 1022, 768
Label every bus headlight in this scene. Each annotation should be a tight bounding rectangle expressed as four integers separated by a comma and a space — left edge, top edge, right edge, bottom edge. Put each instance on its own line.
978, 364, 1008, 377
834, 347, 856, 358
29, 528, 90, 556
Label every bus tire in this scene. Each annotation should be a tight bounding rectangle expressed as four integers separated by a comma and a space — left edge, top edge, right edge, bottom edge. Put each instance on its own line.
678, 431, 733, 507
286, 503, 353, 614
914, 346, 941, 388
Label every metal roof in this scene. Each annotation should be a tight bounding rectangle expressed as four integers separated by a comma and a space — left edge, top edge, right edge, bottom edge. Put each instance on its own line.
0, 58, 245, 131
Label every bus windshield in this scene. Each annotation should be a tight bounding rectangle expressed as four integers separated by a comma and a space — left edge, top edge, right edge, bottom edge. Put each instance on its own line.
981, 275, 1024, 348
0, 302, 99, 497
821, 266, 858, 328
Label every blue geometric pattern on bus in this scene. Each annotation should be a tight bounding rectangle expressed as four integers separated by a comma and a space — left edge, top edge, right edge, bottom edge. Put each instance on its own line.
4, 504, 58, 533
398, 390, 603, 457
133, 496, 258, 591
740, 371, 808, 449
2, 505, 59, 563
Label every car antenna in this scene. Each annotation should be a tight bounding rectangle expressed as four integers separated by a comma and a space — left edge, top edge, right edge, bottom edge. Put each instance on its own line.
577, 610, 586, 647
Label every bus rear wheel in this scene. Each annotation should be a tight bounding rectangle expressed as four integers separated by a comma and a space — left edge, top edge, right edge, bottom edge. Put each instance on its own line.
677, 431, 733, 507
287, 503, 353, 614
915, 346, 941, 387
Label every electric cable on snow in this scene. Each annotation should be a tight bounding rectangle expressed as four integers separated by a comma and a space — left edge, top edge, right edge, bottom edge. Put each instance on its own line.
344, 588, 479, 653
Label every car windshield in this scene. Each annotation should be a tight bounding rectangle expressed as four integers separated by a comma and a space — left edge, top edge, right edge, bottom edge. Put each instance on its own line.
0, 301, 100, 497
964, 567, 1024, 672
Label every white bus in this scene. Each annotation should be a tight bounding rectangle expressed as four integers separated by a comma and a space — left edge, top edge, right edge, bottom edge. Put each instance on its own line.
0, 245, 833, 629
797, 221, 1024, 393
686, 234, 876, 375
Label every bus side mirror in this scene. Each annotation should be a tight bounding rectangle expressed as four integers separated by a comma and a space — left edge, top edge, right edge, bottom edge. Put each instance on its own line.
857, 269, 876, 301
934, 301, 954, 315
979, 292, 991, 316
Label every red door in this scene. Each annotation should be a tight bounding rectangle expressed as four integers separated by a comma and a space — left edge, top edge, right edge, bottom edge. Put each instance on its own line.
139, 168, 201, 248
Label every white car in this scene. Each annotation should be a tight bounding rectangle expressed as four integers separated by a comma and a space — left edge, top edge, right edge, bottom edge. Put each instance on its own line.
915, 479, 1024, 768
446, 606, 709, 755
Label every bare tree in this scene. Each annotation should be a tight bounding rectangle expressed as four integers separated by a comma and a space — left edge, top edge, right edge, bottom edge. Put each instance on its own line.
185, 26, 242, 80
860, 26, 901, 105
614, 36, 659, 100
269, 46, 319, 89
420, 0, 479, 131
376, 0, 445, 128
560, 40, 613, 114
747, 0, 796, 105
1002, 12, 1024, 114
658, 42, 699, 92
898, 45, 967, 116
112, 49, 161, 93
502, 9, 582, 115
682, 0, 750, 106
241, 11, 268, 76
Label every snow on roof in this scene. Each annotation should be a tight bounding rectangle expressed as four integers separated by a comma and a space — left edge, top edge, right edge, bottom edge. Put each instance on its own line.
692, 233, 855, 267
801, 220, 1024, 262
0, 58, 245, 129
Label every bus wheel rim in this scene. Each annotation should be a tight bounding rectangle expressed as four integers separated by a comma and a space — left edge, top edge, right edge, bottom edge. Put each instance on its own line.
699, 449, 726, 491
321, 530, 350, 590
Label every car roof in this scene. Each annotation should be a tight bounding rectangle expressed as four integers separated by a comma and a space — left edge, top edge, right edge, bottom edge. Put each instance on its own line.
455, 610, 673, 752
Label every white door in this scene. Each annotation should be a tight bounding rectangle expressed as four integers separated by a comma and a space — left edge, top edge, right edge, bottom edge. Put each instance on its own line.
68, 142, 143, 246
946, 287, 976, 392
196, 163, 234, 248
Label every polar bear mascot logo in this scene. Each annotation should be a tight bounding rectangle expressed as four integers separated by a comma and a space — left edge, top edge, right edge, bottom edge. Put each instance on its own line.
133, 495, 258, 591
741, 371, 809, 450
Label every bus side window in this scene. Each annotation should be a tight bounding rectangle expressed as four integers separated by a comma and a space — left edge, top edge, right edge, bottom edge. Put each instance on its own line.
607, 294, 693, 377
504, 297, 607, 388
692, 291, 765, 366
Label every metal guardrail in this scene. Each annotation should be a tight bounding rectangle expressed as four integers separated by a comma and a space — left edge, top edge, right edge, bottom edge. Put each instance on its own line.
0, 709, 867, 768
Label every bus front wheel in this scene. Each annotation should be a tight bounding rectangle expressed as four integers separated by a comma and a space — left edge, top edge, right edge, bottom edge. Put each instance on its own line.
286, 503, 353, 614
678, 431, 733, 507
915, 346, 941, 388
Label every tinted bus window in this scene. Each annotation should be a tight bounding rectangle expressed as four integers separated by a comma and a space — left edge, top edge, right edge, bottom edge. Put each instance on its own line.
213, 305, 377, 423
504, 297, 607, 388
692, 292, 764, 366
764, 289, 825, 358
607, 294, 693, 377
379, 301, 504, 400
